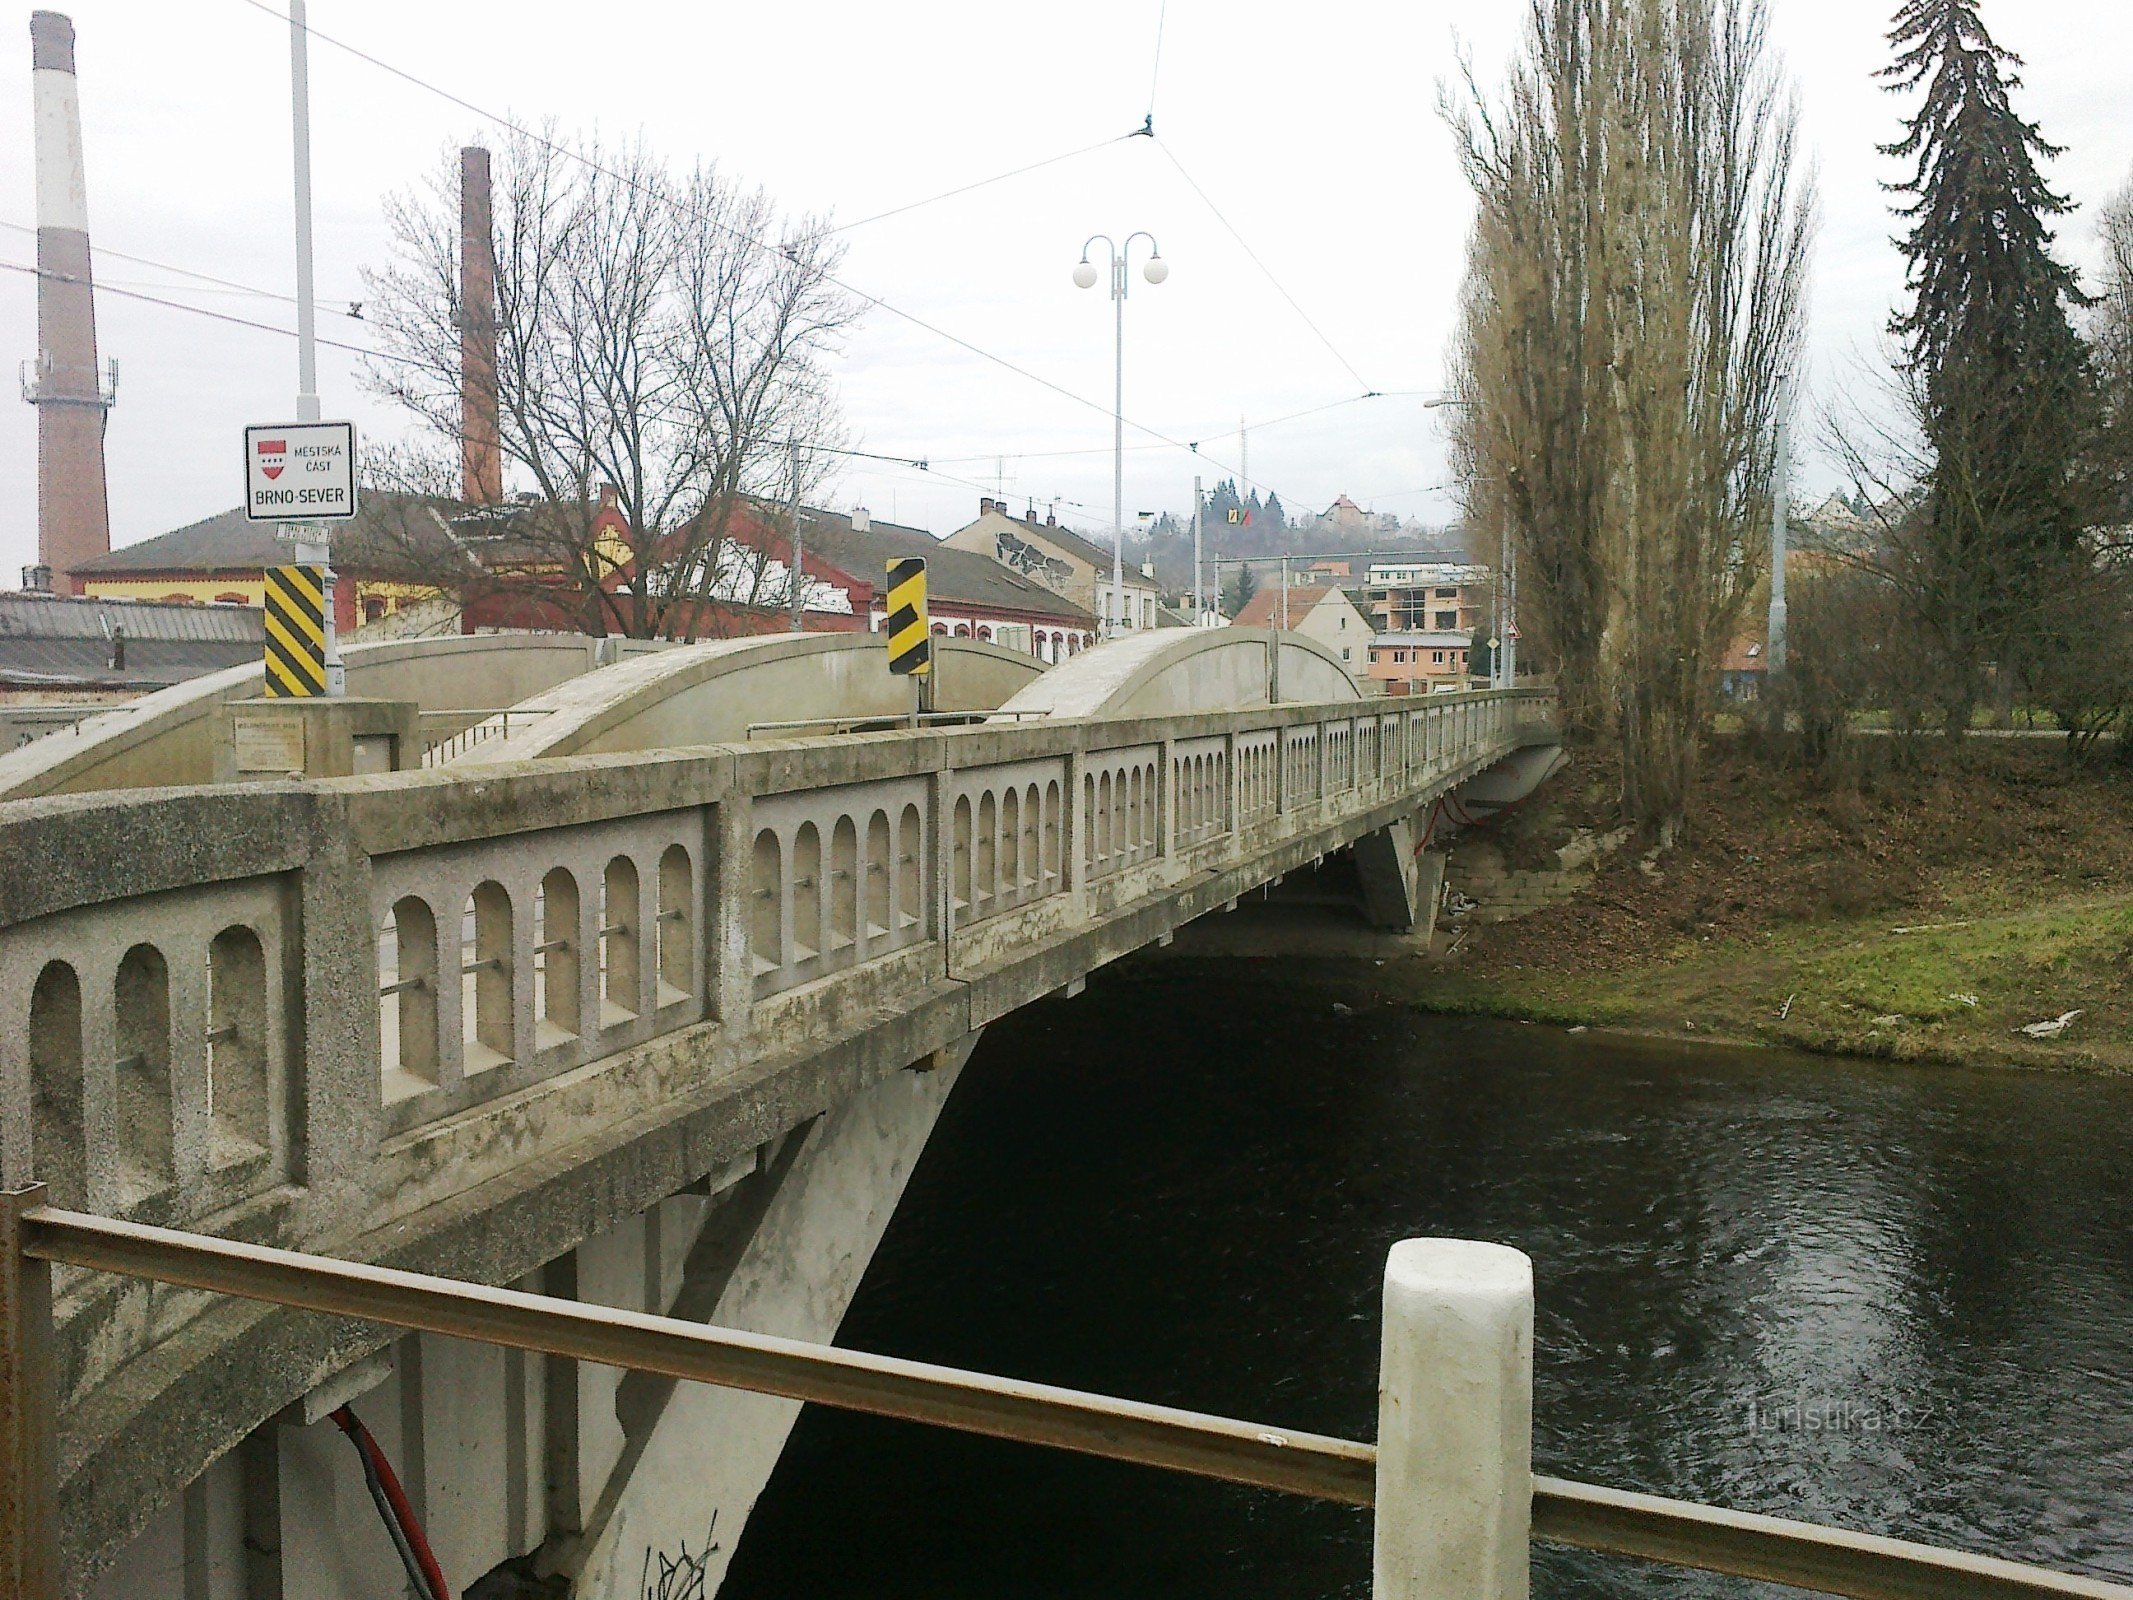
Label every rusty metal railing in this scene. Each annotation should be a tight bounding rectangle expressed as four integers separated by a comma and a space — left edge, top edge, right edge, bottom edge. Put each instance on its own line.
3, 1190, 2129, 1600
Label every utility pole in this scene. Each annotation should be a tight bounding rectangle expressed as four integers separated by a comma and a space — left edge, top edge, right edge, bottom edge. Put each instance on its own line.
1767, 376, 1791, 732
786, 438, 805, 633
1191, 473, 1204, 623
285, 0, 342, 693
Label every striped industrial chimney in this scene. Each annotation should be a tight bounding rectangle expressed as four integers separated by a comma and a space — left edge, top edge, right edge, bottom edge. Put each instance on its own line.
25, 11, 114, 591
459, 145, 502, 504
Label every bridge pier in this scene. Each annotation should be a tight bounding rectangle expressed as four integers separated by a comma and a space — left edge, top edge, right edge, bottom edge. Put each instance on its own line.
1353, 819, 1447, 937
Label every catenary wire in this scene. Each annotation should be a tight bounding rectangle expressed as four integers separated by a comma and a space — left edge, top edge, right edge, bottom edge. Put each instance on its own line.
0, 258, 409, 363
227, 0, 1306, 508
0, 219, 364, 317
1154, 136, 1373, 392
829, 131, 1140, 235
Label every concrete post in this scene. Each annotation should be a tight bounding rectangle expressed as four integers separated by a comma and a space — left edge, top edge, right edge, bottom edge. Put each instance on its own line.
1374, 1238, 1533, 1600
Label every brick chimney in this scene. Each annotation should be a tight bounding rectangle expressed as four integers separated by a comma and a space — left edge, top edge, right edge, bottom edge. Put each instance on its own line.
459, 146, 502, 504
27, 11, 113, 592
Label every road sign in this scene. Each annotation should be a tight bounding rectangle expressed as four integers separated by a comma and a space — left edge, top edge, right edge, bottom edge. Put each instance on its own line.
263, 564, 329, 697
244, 421, 358, 522
885, 558, 931, 677
1506, 620, 1521, 640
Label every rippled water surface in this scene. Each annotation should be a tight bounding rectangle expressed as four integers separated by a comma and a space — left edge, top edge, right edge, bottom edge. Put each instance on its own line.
722, 963, 2133, 1598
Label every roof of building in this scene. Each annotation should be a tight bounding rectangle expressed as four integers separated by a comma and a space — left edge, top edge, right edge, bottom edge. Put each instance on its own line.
953, 503, 1156, 586
1230, 584, 1358, 629
0, 594, 263, 689
793, 508, 1098, 625
71, 493, 532, 579
1718, 634, 1766, 674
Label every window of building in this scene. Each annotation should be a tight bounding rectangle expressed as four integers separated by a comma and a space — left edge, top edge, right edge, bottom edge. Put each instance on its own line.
1435, 610, 1458, 629
1342, 646, 1351, 661
1432, 651, 1445, 665
1435, 587, 1457, 599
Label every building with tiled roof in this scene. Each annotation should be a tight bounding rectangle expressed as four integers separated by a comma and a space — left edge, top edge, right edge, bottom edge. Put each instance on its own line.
1229, 583, 1372, 672
941, 498, 1163, 636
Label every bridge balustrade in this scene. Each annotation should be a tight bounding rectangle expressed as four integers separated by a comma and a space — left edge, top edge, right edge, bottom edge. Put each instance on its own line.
0, 688, 1556, 1476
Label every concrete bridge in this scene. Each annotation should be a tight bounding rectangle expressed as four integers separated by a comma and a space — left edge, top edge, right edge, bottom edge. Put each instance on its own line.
0, 626, 1559, 1598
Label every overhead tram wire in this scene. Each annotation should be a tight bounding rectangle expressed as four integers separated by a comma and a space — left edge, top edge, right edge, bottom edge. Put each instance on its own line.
1146, 0, 1169, 123
1154, 137, 1373, 393
828, 130, 1142, 235
227, 0, 1303, 511
0, 219, 365, 318
0, 259, 404, 363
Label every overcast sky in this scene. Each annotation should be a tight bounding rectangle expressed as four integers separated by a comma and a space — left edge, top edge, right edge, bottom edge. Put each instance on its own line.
5, 0, 2132, 574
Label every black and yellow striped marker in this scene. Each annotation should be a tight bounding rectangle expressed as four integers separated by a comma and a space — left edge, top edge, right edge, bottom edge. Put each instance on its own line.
885, 557, 931, 677
263, 563, 329, 698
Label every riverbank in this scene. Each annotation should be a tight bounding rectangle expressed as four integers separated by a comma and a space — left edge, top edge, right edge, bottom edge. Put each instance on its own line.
1403, 740, 2133, 1072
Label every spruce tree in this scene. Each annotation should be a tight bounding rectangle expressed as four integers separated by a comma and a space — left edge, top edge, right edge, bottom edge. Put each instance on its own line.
1880, 0, 2096, 722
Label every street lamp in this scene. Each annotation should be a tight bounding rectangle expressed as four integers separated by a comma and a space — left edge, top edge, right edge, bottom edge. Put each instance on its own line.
1425, 394, 1517, 691
1074, 232, 1167, 638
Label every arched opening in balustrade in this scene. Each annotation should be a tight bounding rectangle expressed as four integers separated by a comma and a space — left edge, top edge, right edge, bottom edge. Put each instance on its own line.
897, 804, 924, 935
829, 818, 859, 956
951, 796, 974, 915
975, 792, 997, 912
999, 787, 1021, 902
1096, 770, 1113, 865
1127, 767, 1143, 859
1081, 773, 1097, 870
1019, 784, 1040, 889
750, 830, 783, 986
601, 856, 640, 1026
792, 823, 822, 967
29, 961, 84, 1209
1042, 779, 1062, 883
380, 897, 438, 1094
864, 811, 893, 940
658, 845, 693, 1006
462, 882, 513, 1072
114, 943, 173, 1197
535, 869, 580, 1048
208, 925, 269, 1158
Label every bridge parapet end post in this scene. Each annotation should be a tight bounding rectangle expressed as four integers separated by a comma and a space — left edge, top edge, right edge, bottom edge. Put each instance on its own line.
1374, 1238, 1534, 1600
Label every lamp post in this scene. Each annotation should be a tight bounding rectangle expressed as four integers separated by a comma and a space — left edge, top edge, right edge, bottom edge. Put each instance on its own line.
1074, 232, 1167, 639
1425, 395, 1512, 690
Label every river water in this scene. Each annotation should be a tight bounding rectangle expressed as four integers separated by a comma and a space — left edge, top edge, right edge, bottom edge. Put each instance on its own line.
722, 961, 2133, 1598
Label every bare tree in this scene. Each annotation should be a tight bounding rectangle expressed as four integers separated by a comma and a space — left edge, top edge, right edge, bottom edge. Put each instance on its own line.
361, 126, 859, 638
1448, 0, 1814, 835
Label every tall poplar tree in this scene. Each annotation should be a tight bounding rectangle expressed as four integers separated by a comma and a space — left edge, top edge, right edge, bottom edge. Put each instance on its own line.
1879, 0, 2095, 728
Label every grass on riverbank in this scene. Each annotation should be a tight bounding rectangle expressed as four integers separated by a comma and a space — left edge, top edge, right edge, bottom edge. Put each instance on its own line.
1404, 740, 2133, 1072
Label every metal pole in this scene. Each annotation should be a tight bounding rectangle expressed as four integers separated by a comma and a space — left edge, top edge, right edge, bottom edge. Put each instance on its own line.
786, 439, 805, 633
1503, 533, 1518, 690
1767, 376, 1791, 729
289, 1, 318, 426
1111, 255, 1126, 639
1281, 555, 1290, 631
1192, 473, 1204, 624
286, 0, 342, 694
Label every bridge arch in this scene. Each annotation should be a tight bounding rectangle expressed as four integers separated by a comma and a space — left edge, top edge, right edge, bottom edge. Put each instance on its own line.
995, 627, 1359, 720
446, 632, 1043, 763
0, 633, 634, 800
